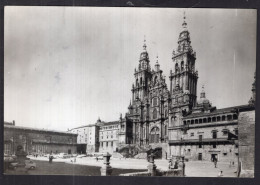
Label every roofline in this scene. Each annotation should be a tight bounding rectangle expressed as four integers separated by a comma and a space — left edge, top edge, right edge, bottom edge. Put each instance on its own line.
68, 124, 97, 131
4, 124, 77, 136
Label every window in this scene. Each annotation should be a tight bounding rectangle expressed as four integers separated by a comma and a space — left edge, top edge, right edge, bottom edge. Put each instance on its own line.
199, 135, 203, 142
106, 142, 108, 147
111, 142, 113, 147
212, 143, 216, 148
175, 63, 179, 73
212, 131, 217, 139
222, 129, 228, 136
223, 153, 227, 156
153, 98, 158, 106
234, 129, 238, 135
153, 108, 157, 119
190, 133, 194, 137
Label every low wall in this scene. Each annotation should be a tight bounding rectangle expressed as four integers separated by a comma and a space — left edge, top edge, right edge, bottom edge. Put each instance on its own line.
119, 168, 184, 177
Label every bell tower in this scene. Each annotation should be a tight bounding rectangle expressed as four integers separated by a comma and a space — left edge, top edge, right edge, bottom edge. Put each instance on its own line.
168, 12, 199, 156
169, 12, 198, 113
131, 37, 152, 103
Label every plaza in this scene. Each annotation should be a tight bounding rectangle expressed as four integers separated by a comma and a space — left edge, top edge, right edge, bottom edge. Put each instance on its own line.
5, 156, 237, 177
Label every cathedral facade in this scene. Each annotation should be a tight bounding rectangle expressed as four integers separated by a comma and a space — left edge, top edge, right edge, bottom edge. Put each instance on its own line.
117, 14, 255, 162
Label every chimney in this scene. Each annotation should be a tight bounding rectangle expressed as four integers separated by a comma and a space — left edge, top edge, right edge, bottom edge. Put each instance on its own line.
12, 120, 15, 126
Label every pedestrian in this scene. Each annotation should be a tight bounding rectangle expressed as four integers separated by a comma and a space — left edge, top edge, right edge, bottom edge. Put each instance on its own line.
214, 158, 217, 168
96, 156, 98, 162
218, 170, 223, 177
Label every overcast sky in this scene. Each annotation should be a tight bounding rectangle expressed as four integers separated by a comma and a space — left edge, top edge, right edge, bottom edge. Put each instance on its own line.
4, 7, 256, 131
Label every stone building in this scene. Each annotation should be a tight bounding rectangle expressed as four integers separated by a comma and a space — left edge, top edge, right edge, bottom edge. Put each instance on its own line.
116, 13, 255, 163
68, 123, 99, 154
98, 119, 120, 154
4, 121, 77, 155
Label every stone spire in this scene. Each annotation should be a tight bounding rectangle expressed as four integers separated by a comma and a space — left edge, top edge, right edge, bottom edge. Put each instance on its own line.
155, 54, 160, 72
138, 35, 150, 71
143, 35, 147, 51
200, 85, 206, 98
182, 11, 187, 30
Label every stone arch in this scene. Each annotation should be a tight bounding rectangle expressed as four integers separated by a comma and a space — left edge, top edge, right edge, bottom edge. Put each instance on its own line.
150, 126, 160, 143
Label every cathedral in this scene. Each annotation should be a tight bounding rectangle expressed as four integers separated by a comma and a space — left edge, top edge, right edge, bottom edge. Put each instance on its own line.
117, 13, 255, 161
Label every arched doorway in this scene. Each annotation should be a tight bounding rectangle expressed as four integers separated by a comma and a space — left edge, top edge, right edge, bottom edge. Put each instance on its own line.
150, 127, 160, 143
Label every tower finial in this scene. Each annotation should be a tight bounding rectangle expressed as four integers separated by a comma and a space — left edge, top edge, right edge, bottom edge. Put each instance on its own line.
200, 84, 206, 98
143, 35, 147, 50
182, 11, 187, 29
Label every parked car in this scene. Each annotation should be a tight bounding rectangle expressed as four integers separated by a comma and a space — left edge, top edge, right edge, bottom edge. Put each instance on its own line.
76, 154, 86, 158
8, 162, 19, 170
25, 160, 36, 170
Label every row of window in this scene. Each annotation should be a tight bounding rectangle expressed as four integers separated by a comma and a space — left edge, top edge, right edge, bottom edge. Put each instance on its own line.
100, 125, 118, 130
183, 114, 238, 125
100, 141, 114, 147
189, 129, 237, 138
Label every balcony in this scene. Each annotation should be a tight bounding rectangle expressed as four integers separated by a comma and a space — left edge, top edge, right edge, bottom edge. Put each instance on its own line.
168, 138, 233, 145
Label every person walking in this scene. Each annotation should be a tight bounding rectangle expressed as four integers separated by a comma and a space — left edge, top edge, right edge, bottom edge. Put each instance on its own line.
214, 158, 218, 168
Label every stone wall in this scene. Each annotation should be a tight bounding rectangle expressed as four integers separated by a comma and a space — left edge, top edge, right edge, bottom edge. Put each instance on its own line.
238, 110, 255, 177
119, 168, 184, 177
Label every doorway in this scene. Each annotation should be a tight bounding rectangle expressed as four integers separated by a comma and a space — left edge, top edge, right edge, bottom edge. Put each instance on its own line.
211, 154, 218, 162
198, 153, 202, 160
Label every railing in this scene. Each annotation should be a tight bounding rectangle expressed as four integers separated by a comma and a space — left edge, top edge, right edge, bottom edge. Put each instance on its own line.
168, 138, 233, 144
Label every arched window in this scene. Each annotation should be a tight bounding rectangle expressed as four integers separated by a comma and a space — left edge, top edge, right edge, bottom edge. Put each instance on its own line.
153, 97, 158, 106
150, 127, 160, 143
154, 76, 158, 85
153, 108, 157, 119
181, 61, 184, 71
175, 63, 179, 73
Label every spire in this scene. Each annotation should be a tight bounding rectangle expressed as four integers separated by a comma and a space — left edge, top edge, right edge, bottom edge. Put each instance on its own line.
182, 11, 187, 29
143, 35, 147, 51
155, 54, 160, 71
200, 85, 206, 98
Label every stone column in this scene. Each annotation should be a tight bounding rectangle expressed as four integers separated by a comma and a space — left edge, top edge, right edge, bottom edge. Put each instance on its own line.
170, 70, 173, 93
100, 152, 113, 176
131, 88, 134, 104
133, 121, 136, 144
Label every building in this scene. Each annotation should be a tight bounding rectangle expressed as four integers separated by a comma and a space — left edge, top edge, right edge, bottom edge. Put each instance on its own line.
116, 13, 255, 162
4, 121, 77, 155
68, 124, 99, 154
98, 119, 120, 154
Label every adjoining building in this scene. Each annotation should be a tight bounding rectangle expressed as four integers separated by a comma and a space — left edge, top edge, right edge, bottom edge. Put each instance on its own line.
4, 121, 77, 155
68, 123, 99, 154
98, 119, 120, 154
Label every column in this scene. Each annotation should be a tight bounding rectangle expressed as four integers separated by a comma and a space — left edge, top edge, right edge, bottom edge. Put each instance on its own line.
132, 89, 134, 104
133, 122, 136, 144
170, 77, 173, 93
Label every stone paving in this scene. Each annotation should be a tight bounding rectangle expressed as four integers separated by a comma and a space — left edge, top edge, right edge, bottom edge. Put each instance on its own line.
28, 156, 238, 177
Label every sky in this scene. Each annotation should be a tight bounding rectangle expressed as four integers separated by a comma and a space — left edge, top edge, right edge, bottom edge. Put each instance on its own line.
4, 7, 256, 131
